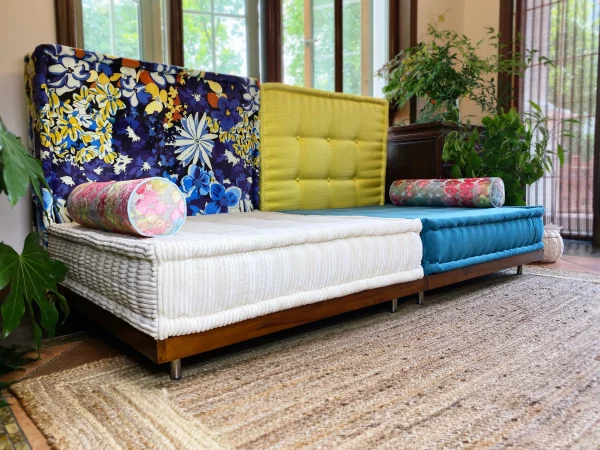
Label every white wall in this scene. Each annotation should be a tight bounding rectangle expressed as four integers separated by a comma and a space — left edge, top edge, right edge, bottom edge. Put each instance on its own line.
0, 0, 56, 251
416, 0, 500, 124
417, 0, 465, 39
460, 0, 500, 123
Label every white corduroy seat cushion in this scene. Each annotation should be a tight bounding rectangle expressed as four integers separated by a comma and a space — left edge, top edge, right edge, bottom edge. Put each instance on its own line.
48, 212, 423, 340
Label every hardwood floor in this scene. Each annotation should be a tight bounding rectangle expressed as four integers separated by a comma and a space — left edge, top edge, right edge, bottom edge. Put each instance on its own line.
1, 343, 79, 450
533, 255, 600, 273
563, 239, 600, 258
3, 257, 599, 450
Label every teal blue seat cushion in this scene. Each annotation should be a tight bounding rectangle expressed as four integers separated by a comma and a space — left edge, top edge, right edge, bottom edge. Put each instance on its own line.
283, 205, 544, 275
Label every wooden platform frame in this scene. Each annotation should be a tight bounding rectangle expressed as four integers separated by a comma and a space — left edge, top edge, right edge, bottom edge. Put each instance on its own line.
65, 249, 543, 378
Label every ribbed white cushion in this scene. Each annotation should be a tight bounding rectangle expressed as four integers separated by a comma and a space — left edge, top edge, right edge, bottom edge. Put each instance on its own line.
48, 212, 423, 340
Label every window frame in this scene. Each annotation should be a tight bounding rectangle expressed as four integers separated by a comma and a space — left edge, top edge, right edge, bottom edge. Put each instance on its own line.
55, 0, 413, 94
274, 0, 405, 96
56, 0, 168, 62
179, 0, 260, 78
55, 0, 258, 75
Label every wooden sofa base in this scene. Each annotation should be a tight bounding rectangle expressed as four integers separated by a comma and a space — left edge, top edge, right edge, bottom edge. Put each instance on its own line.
64, 278, 425, 365
64, 249, 543, 378
425, 249, 543, 290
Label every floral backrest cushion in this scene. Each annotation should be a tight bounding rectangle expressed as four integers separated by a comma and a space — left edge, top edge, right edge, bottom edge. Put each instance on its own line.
25, 44, 260, 240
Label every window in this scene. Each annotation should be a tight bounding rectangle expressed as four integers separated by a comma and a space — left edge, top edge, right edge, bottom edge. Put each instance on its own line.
370, 0, 389, 98
520, 0, 599, 238
79, 0, 167, 63
58, 0, 392, 90
342, 0, 361, 94
282, 0, 388, 96
282, 0, 334, 89
182, 0, 260, 77
67, 0, 259, 77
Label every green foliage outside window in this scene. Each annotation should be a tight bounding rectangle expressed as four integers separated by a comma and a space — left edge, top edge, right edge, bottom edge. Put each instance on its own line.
82, 0, 142, 59
183, 0, 248, 75
283, 0, 363, 94
81, 0, 249, 76
81, 0, 366, 92
283, 0, 305, 86
342, 0, 362, 95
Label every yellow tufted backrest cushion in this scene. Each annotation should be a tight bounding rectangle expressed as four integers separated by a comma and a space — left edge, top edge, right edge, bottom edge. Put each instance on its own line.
259, 83, 388, 211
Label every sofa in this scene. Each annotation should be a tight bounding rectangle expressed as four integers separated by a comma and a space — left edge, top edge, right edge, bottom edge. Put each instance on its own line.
25, 45, 544, 379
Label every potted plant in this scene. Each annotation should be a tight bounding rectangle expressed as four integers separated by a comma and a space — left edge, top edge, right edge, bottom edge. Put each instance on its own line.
442, 103, 574, 205
378, 20, 548, 124
0, 116, 68, 353
378, 17, 559, 191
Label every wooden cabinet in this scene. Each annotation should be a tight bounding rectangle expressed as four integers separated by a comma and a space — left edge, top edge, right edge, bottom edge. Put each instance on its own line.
384, 122, 458, 203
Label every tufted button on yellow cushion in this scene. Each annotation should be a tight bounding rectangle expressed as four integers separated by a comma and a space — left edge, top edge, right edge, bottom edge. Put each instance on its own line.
259, 83, 388, 211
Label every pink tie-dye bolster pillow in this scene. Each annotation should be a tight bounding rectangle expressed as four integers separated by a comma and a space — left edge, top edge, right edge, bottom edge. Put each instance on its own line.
389, 177, 505, 208
66, 178, 187, 237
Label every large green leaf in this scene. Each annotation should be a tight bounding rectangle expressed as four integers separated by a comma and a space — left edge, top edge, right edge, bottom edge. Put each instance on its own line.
529, 100, 543, 114
557, 144, 565, 166
0, 234, 68, 348
0, 116, 48, 206
451, 164, 463, 178
467, 153, 483, 169
0, 244, 19, 290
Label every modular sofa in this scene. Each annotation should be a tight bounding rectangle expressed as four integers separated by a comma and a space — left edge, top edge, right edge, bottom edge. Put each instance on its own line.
26, 45, 543, 379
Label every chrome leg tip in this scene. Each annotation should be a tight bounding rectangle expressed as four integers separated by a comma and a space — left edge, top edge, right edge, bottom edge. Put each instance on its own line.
390, 298, 398, 313
417, 291, 424, 305
517, 265, 523, 275
170, 359, 182, 380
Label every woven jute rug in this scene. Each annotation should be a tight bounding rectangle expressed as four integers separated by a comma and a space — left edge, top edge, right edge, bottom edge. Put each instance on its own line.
11, 267, 600, 449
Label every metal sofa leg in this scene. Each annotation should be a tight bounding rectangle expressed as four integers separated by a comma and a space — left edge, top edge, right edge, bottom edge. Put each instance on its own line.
170, 359, 182, 380
417, 291, 424, 305
390, 298, 398, 313
517, 264, 523, 275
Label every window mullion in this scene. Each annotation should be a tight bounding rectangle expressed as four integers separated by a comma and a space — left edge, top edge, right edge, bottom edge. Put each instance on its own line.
334, 0, 343, 92
72, 0, 85, 48
304, 0, 314, 88
211, 0, 217, 72
360, 0, 371, 96
141, 0, 166, 63
109, 0, 117, 55
246, 0, 260, 79
136, 0, 147, 61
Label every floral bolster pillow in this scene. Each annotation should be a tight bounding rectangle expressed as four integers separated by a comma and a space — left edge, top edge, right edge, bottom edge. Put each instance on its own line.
66, 178, 186, 237
389, 178, 505, 208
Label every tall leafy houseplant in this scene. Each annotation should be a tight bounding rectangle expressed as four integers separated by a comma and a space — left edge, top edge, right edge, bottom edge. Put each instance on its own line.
442, 103, 574, 205
0, 116, 69, 351
378, 20, 551, 123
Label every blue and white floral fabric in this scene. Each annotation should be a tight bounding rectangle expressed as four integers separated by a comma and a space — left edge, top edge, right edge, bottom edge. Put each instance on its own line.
25, 44, 260, 240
